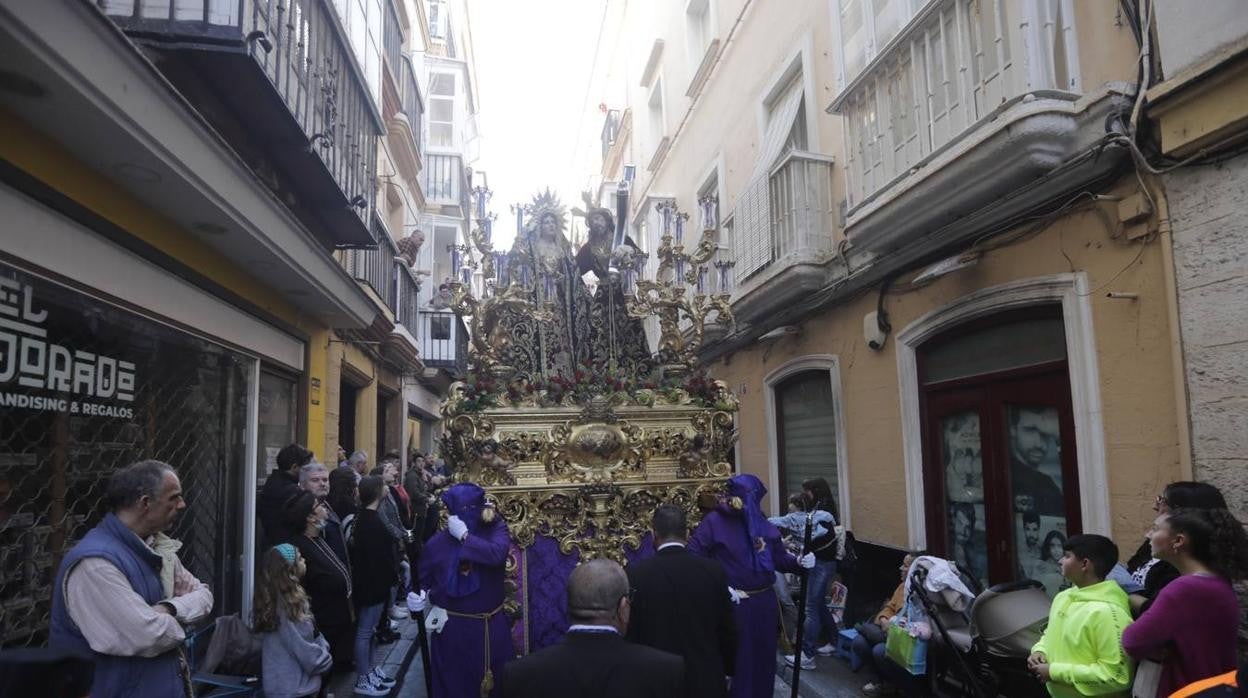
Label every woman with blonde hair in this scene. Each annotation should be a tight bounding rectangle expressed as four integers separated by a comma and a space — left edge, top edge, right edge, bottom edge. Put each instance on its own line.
253, 544, 332, 698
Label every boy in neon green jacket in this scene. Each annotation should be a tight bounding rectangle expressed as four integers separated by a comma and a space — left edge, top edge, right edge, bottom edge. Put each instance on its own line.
1028, 534, 1133, 697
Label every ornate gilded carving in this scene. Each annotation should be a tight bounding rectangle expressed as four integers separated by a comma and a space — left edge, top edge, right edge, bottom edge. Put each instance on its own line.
489, 481, 726, 565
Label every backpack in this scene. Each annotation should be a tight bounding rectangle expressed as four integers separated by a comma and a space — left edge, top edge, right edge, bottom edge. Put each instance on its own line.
342, 513, 357, 548
836, 527, 858, 576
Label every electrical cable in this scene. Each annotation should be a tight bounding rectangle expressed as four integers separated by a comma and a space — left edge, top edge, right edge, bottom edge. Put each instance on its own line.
1076, 234, 1152, 297
1117, 0, 1143, 47
1127, 0, 1152, 135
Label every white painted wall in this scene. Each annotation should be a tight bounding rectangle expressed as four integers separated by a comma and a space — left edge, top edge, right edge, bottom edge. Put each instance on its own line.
1154, 0, 1248, 77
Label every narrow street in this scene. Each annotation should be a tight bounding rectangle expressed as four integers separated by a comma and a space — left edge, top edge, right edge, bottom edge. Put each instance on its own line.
1, 0, 1246, 696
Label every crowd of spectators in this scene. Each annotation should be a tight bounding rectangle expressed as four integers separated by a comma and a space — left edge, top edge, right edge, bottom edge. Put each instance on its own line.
40, 450, 1248, 698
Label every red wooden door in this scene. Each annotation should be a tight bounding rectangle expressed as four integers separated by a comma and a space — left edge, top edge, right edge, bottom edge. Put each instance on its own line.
917, 308, 1080, 592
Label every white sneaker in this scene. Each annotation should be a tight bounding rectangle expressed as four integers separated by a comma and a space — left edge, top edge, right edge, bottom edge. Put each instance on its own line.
353, 675, 389, 696
369, 668, 396, 687
387, 619, 399, 632
815, 642, 837, 656
783, 652, 816, 670
388, 604, 409, 620
863, 682, 898, 696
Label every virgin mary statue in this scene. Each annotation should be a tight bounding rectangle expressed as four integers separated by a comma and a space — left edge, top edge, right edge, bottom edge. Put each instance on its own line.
498, 192, 593, 380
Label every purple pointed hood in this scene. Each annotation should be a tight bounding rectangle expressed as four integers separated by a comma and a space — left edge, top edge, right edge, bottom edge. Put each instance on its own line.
726, 474, 773, 571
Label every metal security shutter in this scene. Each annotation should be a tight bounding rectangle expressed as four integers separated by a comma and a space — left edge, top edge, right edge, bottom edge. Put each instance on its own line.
776, 370, 840, 512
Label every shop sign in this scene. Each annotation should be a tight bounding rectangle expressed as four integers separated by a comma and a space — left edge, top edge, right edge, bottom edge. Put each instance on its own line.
0, 278, 135, 419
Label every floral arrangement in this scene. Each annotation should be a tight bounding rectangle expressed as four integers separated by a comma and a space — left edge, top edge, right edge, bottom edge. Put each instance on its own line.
450, 361, 735, 414
457, 371, 501, 412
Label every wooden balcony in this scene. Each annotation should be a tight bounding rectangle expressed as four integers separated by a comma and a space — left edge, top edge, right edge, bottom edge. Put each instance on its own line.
104, 0, 382, 248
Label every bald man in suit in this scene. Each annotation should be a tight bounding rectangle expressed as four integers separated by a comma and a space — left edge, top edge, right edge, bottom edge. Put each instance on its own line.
501, 558, 684, 698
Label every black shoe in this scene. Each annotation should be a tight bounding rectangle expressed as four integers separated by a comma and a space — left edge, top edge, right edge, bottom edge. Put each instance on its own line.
376, 629, 400, 645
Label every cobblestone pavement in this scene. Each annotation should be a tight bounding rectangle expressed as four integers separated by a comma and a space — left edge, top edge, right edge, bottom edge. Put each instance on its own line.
324, 616, 871, 697
774, 650, 871, 697
325, 614, 423, 698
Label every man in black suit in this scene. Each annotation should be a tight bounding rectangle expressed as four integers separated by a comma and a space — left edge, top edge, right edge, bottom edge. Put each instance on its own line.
626, 504, 736, 698
501, 558, 685, 698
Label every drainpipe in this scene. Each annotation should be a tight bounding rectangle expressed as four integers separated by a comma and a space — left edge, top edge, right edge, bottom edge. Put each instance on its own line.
1151, 177, 1194, 479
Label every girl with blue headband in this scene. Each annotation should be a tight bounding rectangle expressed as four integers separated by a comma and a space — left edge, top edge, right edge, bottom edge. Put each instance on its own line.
253, 544, 332, 698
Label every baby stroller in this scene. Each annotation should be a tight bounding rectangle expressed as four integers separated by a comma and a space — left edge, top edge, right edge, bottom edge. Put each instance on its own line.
905, 558, 1050, 698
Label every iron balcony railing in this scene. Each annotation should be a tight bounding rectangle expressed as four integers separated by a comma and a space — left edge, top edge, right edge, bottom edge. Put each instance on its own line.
418, 310, 467, 376
426, 153, 468, 211
103, 0, 380, 239
601, 109, 621, 161
342, 220, 398, 309
732, 150, 836, 281
395, 262, 421, 332
400, 56, 423, 151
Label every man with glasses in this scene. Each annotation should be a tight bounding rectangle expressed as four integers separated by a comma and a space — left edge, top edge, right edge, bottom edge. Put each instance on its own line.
502, 558, 685, 697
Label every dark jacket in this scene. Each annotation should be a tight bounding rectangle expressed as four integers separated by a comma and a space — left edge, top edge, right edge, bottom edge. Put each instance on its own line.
501, 631, 684, 698
391, 484, 413, 529
49, 513, 185, 698
626, 545, 736, 698
349, 509, 399, 607
403, 470, 429, 556
258, 469, 300, 547
289, 534, 353, 633
806, 506, 840, 562
322, 508, 349, 567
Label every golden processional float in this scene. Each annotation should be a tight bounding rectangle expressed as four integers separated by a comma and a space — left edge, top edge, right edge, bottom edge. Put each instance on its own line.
436, 180, 738, 651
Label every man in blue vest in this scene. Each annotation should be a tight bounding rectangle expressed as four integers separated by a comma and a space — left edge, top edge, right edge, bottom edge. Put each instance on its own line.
50, 460, 212, 698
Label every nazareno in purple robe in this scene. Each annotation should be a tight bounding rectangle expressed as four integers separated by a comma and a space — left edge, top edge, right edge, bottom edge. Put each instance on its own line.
419, 519, 514, 698
689, 508, 800, 698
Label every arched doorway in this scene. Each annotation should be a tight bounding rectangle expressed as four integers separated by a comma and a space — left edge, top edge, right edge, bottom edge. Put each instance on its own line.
917, 305, 1081, 593
769, 361, 846, 520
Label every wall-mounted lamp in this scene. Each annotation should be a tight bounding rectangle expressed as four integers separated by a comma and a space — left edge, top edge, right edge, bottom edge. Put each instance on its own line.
912, 251, 981, 285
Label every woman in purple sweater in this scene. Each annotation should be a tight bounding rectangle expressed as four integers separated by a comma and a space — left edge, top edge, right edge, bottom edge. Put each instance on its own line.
1122, 506, 1248, 697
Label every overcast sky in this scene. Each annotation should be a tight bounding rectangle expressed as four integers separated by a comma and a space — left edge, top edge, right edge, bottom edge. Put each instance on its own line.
468, 0, 609, 250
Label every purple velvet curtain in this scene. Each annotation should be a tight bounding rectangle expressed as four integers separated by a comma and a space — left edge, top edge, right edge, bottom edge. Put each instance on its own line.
511, 532, 658, 654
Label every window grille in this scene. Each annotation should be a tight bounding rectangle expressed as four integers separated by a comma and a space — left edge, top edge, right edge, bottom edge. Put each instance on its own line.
0, 264, 254, 648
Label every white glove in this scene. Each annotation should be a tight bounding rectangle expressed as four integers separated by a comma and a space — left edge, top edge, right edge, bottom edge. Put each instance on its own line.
425, 606, 449, 634
727, 586, 748, 604
447, 515, 468, 541
798, 553, 816, 569
406, 590, 429, 613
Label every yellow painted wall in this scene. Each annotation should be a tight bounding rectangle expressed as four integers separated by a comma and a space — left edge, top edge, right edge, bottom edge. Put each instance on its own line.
0, 108, 332, 460
323, 340, 345, 462
323, 339, 382, 466
710, 177, 1183, 552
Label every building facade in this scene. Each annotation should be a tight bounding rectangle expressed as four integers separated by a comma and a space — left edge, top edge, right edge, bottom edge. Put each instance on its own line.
409, 0, 477, 435
588, 0, 1200, 591
1148, 0, 1248, 518
0, 0, 478, 645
